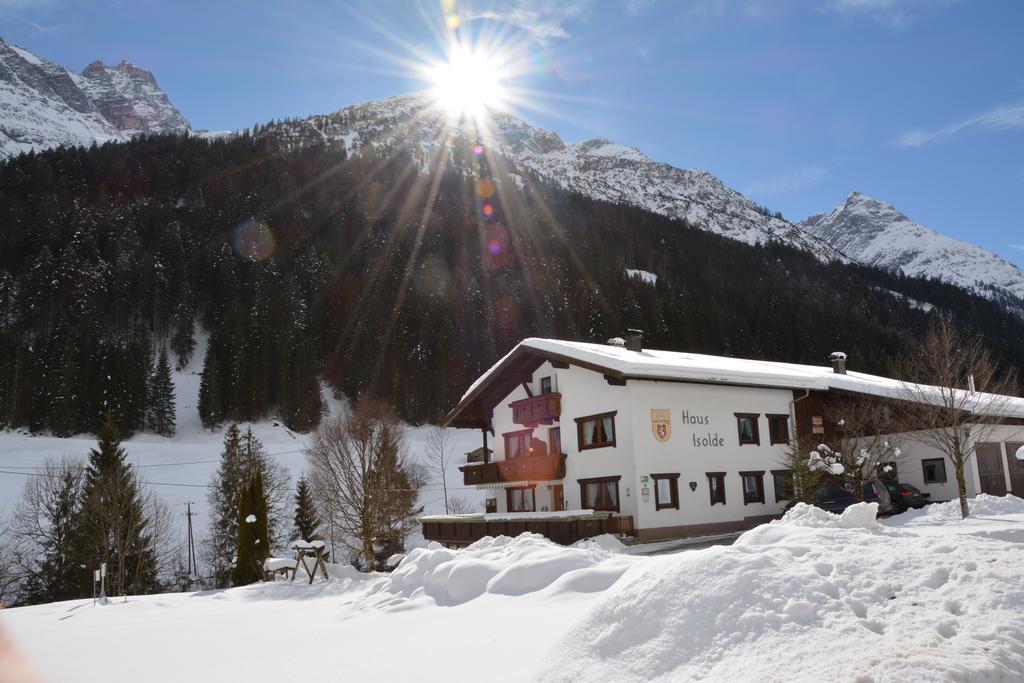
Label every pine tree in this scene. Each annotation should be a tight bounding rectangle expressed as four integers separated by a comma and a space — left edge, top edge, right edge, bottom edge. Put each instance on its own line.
197, 341, 223, 429
231, 468, 269, 586
292, 477, 320, 542
147, 347, 176, 436
204, 423, 243, 588
74, 412, 157, 596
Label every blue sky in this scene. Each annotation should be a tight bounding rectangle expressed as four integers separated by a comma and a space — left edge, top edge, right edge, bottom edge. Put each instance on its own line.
3, 0, 1023, 266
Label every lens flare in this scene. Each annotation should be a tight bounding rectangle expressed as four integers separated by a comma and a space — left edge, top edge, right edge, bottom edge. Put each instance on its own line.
232, 220, 276, 261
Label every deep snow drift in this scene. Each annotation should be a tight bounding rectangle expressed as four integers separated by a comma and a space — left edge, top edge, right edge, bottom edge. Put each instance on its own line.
3, 496, 1023, 682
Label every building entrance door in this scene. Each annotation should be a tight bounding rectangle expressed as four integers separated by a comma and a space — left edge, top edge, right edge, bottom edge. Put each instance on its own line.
1005, 442, 1024, 496
976, 442, 1007, 496
551, 485, 564, 512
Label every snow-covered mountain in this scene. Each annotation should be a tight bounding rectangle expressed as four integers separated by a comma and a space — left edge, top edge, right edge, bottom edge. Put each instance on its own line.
799, 192, 1024, 315
0, 38, 189, 158
265, 95, 846, 262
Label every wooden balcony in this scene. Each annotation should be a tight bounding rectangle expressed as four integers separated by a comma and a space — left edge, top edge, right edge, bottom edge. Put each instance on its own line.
510, 392, 561, 426
421, 513, 636, 547
460, 452, 567, 486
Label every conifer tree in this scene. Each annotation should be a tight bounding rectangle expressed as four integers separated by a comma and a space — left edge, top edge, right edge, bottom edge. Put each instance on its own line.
204, 423, 243, 588
147, 347, 176, 436
197, 342, 223, 429
231, 468, 269, 586
75, 412, 157, 596
292, 477, 320, 542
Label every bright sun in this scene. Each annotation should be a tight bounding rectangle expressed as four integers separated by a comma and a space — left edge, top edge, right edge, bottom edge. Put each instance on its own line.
427, 44, 508, 119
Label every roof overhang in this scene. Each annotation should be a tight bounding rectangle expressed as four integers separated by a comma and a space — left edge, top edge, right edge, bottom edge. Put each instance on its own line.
442, 345, 627, 429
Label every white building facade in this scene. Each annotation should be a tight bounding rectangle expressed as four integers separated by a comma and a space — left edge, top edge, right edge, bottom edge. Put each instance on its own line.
441, 336, 1024, 543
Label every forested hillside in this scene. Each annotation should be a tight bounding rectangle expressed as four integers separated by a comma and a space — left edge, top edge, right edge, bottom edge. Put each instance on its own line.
2, 132, 1022, 434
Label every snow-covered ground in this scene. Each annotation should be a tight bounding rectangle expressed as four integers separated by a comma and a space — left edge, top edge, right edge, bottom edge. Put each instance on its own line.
3, 496, 1023, 682
0, 336, 485, 561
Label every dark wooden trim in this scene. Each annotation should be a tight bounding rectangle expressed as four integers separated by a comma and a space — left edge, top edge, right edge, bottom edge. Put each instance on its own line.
706, 472, 727, 506
734, 413, 761, 445
574, 411, 618, 451
632, 515, 779, 542
651, 473, 680, 510
506, 485, 537, 513
550, 360, 570, 369
605, 374, 627, 386
766, 413, 790, 445
577, 475, 621, 513
521, 382, 534, 398
921, 457, 948, 484
739, 470, 766, 505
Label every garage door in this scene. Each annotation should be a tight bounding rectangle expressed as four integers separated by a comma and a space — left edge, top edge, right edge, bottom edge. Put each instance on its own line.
1006, 442, 1024, 496
976, 442, 1007, 496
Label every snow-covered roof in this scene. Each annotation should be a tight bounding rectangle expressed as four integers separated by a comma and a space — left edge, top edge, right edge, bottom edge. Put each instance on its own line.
452, 338, 1024, 423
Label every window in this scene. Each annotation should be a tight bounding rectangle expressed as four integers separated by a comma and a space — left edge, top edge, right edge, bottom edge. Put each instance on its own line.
706, 472, 726, 505
503, 430, 532, 459
575, 411, 617, 450
652, 473, 680, 510
540, 376, 553, 394
579, 476, 620, 512
771, 469, 794, 502
922, 458, 947, 484
734, 413, 760, 445
506, 486, 536, 512
548, 427, 562, 455
740, 471, 765, 505
767, 414, 790, 445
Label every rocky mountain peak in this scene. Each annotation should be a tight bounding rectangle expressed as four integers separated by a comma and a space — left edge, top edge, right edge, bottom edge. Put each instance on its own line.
799, 193, 1024, 316
0, 39, 189, 158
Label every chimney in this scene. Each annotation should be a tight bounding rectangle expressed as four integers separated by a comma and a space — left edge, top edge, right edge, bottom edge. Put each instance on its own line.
625, 329, 644, 353
829, 351, 847, 375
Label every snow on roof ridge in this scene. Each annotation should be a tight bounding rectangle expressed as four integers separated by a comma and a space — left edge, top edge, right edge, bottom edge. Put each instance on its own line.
458, 337, 1024, 419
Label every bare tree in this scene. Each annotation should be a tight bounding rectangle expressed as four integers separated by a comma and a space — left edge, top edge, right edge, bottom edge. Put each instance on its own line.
0, 522, 20, 607
8, 457, 86, 605
823, 396, 905, 501
898, 316, 1019, 519
425, 426, 455, 514
306, 398, 424, 571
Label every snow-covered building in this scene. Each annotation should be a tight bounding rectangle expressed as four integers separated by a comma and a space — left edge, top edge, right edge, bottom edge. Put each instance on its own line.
425, 333, 1024, 544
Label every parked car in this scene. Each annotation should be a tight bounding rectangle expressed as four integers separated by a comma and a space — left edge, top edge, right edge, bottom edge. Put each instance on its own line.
885, 483, 930, 512
785, 480, 893, 515
863, 480, 894, 515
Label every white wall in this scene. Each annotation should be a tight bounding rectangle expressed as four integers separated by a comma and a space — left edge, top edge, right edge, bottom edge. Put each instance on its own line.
894, 424, 1024, 501
485, 362, 796, 533
626, 380, 794, 533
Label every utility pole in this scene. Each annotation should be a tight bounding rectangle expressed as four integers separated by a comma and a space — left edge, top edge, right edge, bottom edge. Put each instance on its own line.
184, 502, 198, 580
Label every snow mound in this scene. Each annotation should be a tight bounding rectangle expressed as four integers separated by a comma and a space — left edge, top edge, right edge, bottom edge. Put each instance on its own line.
382, 533, 634, 606
572, 534, 627, 553
899, 494, 1024, 524
775, 502, 839, 527
770, 502, 879, 530
540, 511, 1024, 681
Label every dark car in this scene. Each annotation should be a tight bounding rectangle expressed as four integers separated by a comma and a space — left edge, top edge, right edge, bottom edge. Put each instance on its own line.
784, 481, 893, 515
863, 480, 894, 515
885, 483, 930, 512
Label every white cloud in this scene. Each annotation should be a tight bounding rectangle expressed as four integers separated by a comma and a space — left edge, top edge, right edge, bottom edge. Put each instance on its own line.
459, 1, 593, 43
635, 46, 651, 61
1011, 244, 1024, 252
743, 165, 830, 196
893, 102, 1024, 148
820, 0, 958, 29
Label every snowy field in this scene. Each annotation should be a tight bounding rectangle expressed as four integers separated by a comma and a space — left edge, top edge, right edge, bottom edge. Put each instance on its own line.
3, 496, 1023, 682
0, 337, 486, 557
